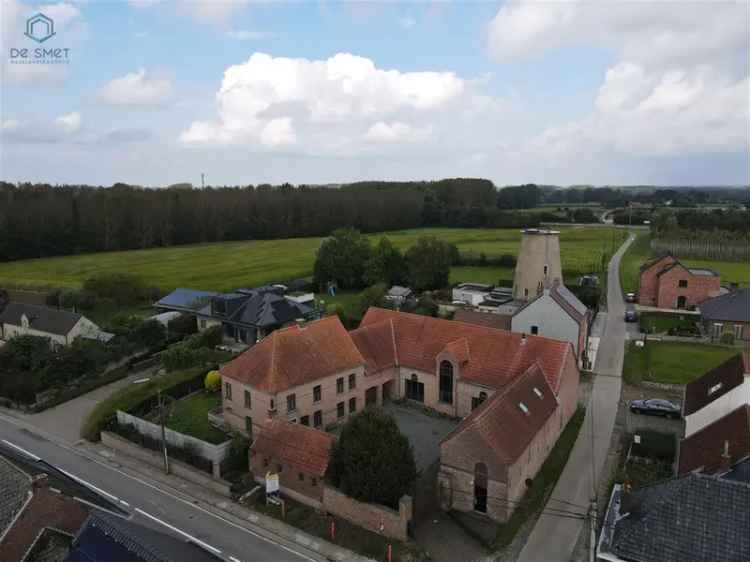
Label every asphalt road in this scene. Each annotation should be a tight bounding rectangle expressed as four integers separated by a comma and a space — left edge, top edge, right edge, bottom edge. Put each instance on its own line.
516, 233, 634, 562
0, 412, 323, 562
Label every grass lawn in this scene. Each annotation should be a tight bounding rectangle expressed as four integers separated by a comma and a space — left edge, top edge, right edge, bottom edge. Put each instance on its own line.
622, 341, 737, 385
619, 231, 651, 295
682, 258, 750, 287
0, 226, 626, 293
164, 392, 227, 444
494, 406, 586, 548
449, 265, 513, 286
639, 312, 699, 335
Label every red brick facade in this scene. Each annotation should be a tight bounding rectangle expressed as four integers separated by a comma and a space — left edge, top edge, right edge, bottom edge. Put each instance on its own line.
639, 255, 721, 309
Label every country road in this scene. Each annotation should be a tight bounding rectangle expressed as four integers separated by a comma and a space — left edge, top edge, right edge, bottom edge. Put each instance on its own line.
516, 233, 634, 562
0, 411, 326, 562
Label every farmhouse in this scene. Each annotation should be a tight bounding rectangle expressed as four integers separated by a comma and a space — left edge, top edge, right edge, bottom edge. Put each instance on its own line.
0, 302, 110, 347
638, 253, 721, 309
699, 288, 750, 343
511, 281, 590, 367
220, 308, 579, 520
156, 285, 314, 345
683, 352, 750, 437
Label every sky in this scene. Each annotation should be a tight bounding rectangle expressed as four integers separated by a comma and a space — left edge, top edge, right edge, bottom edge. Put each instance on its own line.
1, 0, 749, 187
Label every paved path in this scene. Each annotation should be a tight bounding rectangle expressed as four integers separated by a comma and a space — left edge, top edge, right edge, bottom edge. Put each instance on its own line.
516, 233, 634, 562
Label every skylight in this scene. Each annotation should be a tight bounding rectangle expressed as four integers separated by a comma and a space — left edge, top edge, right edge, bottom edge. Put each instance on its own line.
533, 387, 543, 399
708, 382, 723, 396
519, 402, 529, 415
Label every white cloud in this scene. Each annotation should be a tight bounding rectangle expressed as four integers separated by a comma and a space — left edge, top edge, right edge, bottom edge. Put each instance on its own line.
55, 111, 82, 134
99, 69, 173, 106
180, 52, 472, 153
488, 0, 750, 160
226, 30, 276, 40
398, 16, 416, 30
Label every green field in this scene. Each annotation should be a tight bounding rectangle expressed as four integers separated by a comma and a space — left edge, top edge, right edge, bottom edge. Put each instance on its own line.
682, 259, 750, 287
0, 226, 626, 293
622, 341, 737, 385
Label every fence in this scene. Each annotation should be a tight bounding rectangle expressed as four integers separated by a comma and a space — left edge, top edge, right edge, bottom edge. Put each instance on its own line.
652, 238, 750, 262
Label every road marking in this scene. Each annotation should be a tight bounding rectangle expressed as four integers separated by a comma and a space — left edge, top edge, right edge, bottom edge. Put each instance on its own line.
135, 507, 222, 555
56, 467, 120, 503
120, 500, 130, 507
2, 439, 41, 461
229, 556, 242, 562
0, 415, 319, 562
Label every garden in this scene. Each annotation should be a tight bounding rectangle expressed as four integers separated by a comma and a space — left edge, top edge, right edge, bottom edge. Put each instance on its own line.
615, 431, 676, 489
622, 340, 737, 385
638, 312, 699, 336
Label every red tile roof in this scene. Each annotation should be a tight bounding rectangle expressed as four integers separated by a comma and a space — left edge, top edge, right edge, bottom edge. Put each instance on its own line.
441, 363, 558, 462
679, 405, 750, 475
354, 308, 571, 392
683, 354, 746, 416
453, 309, 511, 331
221, 315, 365, 393
251, 420, 334, 477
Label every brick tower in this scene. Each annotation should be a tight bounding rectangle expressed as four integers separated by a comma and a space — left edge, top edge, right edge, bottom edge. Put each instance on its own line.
512, 229, 563, 301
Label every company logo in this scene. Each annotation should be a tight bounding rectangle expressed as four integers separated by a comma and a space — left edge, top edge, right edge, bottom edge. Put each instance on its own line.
25, 13, 56, 43
9, 11, 70, 64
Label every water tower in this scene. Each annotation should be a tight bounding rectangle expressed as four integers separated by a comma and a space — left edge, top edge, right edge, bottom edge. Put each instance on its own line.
512, 229, 563, 301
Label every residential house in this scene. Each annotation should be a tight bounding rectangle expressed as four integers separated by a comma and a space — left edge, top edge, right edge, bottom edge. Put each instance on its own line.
384, 286, 413, 307
250, 420, 334, 508
699, 288, 750, 343
638, 254, 721, 309
156, 285, 314, 346
451, 283, 493, 306
0, 303, 111, 347
597, 474, 750, 562
683, 352, 750, 437
678, 404, 750, 476
438, 363, 565, 522
511, 282, 590, 367
219, 315, 367, 438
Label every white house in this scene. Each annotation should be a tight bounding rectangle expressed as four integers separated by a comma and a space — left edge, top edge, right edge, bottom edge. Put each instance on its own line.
511, 283, 590, 368
0, 302, 110, 347
452, 283, 493, 306
683, 352, 750, 438
385, 286, 413, 307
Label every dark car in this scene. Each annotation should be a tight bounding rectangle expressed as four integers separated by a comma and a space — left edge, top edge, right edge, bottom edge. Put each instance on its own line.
629, 399, 681, 419
625, 310, 638, 322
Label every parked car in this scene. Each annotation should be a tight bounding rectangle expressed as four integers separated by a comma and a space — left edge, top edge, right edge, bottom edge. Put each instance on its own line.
625, 292, 636, 303
629, 399, 681, 419
625, 310, 638, 322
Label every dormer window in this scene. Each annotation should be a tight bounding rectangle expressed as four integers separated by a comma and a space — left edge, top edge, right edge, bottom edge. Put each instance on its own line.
519, 402, 529, 415
533, 387, 543, 399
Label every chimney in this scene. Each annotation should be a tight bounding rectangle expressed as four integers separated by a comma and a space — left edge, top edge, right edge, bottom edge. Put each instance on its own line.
520, 333, 527, 345
719, 440, 732, 472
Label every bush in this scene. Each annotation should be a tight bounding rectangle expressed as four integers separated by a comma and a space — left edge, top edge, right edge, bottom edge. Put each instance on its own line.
167, 314, 197, 337
161, 342, 211, 372
204, 370, 221, 392
83, 272, 149, 305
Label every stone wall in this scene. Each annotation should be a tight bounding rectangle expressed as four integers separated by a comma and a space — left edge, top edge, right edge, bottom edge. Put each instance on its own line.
322, 485, 412, 542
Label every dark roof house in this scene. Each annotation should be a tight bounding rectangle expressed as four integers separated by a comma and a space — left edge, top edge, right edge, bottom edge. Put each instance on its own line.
598, 474, 750, 562
700, 288, 750, 323
683, 353, 748, 416
679, 404, 750, 475
0, 303, 84, 337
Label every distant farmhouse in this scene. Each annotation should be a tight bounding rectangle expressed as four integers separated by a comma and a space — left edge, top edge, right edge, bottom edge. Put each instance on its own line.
155, 283, 315, 346
0, 302, 111, 347
220, 308, 580, 523
638, 253, 721, 309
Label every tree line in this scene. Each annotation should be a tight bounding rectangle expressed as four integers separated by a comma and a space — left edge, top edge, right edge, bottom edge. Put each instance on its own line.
0, 179, 547, 262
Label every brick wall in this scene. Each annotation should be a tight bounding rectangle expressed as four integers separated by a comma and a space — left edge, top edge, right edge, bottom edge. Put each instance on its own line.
638, 255, 677, 306
656, 265, 721, 309
250, 449, 325, 504
438, 463, 510, 522
322, 485, 412, 542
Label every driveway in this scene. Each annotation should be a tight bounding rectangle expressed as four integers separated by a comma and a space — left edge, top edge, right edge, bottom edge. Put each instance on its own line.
516, 233, 634, 562
3, 367, 159, 444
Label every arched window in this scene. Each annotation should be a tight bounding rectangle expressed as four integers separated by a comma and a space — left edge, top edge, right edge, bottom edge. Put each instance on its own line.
474, 462, 488, 513
439, 361, 454, 404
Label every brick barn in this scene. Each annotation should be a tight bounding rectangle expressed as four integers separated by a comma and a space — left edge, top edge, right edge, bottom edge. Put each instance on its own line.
638, 254, 721, 309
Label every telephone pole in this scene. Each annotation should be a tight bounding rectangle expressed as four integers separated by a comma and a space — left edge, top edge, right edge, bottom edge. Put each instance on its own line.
158, 390, 170, 474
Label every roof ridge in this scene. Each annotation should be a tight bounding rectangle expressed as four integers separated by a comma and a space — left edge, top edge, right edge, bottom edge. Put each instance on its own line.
389, 318, 399, 367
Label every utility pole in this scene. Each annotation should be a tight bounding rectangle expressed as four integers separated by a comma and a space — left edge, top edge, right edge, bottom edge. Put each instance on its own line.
158, 390, 170, 474
589, 498, 598, 562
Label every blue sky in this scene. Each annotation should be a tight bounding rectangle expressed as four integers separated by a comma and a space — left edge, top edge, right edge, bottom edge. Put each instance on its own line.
1, 0, 748, 187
